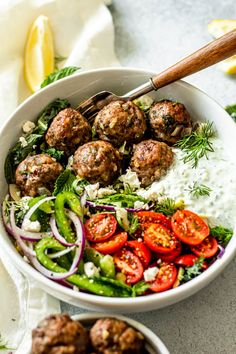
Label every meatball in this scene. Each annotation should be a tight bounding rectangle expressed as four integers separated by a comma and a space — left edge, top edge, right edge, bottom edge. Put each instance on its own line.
149, 100, 192, 144
15, 154, 63, 197
31, 314, 89, 354
130, 139, 174, 187
73, 140, 121, 185
45, 108, 91, 155
93, 100, 146, 147
90, 318, 144, 354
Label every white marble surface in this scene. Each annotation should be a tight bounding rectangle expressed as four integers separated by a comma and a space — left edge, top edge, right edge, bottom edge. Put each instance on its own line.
62, 1, 236, 353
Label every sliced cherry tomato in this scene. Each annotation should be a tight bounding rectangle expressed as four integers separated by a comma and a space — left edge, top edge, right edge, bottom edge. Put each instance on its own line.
175, 254, 208, 269
126, 240, 151, 268
190, 236, 218, 258
85, 213, 117, 242
171, 210, 209, 246
144, 223, 177, 254
92, 232, 128, 254
136, 211, 171, 229
149, 263, 177, 293
114, 249, 144, 284
156, 241, 182, 262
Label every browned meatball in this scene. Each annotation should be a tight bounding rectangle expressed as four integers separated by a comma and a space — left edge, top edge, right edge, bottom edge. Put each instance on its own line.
149, 100, 192, 144
45, 108, 91, 155
90, 318, 144, 354
15, 154, 63, 197
31, 314, 89, 354
73, 141, 121, 185
130, 139, 174, 187
93, 100, 146, 147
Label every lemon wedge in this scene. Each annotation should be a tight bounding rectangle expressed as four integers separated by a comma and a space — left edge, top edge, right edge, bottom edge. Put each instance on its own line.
24, 15, 54, 92
208, 19, 236, 74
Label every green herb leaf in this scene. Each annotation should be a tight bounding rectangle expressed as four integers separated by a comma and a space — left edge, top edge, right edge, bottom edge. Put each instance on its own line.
175, 122, 215, 168
225, 103, 236, 122
210, 225, 233, 247
132, 281, 150, 297
40, 66, 80, 88
94, 193, 147, 209
128, 214, 140, 235
4, 98, 70, 184
53, 170, 76, 196
43, 147, 64, 161
186, 181, 212, 198
154, 198, 185, 216
182, 256, 205, 282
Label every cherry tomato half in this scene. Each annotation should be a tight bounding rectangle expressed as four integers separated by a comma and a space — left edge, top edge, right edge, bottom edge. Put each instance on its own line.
156, 241, 182, 262
114, 249, 144, 284
144, 223, 177, 254
149, 263, 177, 293
171, 210, 209, 246
136, 211, 171, 229
175, 254, 208, 269
85, 213, 117, 242
126, 240, 151, 268
190, 236, 218, 259
92, 232, 128, 255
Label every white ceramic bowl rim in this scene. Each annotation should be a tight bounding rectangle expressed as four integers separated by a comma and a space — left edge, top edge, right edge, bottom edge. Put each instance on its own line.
0, 66, 235, 309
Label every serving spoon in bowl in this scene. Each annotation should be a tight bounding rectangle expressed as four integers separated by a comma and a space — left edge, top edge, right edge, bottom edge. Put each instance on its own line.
77, 29, 236, 123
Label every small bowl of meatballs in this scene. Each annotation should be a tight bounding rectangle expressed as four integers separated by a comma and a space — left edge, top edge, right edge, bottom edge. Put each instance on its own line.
0, 67, 235, 312
30, 313, 169, 354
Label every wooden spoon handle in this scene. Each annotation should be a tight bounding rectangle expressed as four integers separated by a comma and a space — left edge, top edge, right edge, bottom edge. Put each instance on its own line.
151, 29, 236, 89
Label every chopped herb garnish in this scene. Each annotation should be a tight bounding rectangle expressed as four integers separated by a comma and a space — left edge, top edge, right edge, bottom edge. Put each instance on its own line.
175, 122, 215, 168
210, 225, 233, 247
154, 198, 185, 216
225, 103, 236, 122
186, 181, 212, 198
43, 147, 65, 161
40, 66, 80, 88
182, 257, 205, 282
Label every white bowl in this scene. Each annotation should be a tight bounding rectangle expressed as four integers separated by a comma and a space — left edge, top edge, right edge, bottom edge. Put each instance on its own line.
0, 67, 236, 312
72, 312, 170, 354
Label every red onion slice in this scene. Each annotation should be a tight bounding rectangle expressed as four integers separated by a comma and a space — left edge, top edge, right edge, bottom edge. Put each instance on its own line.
29, 255, 78, 280
85, 200, 151, 212
217, 244, 225, 258
66, 210, 85, 268
22, 196, 55, 225
50, 216, 75, 247
48, 247, 75, 259
10, 206, 36, 257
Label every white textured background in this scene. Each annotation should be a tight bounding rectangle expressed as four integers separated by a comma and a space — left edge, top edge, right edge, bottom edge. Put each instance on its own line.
62, 1, 236, 354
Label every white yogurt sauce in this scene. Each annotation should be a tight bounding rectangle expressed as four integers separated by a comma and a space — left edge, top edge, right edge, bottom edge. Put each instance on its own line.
137, 137, 236, 228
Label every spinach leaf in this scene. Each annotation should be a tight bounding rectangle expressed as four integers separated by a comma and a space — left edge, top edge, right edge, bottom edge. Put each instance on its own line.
4, 98, 70, 184
40, 67, 80, 88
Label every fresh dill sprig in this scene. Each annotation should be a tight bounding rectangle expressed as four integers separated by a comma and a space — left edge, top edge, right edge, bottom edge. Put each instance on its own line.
154, 198, 185, 216
175, 122, 215, 168
182, 257, 205, 282
186, 181, 212, 198
210, 225, 233, 247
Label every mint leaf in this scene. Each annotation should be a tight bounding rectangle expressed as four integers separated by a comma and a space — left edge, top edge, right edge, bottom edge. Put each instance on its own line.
53, 170, 76, 196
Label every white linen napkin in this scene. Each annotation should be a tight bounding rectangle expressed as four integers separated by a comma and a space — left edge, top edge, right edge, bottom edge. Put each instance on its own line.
0, 0, 119, 352
0, 0, 119, 124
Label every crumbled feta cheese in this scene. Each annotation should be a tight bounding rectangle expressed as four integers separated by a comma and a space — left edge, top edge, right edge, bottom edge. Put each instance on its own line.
22, 219, 41, 232
119, 169, 141, 191
85, 183, 100, 200
115, 207, 129, 231
143, 267, 159, 282
133, 201, 146, 209
137, 182, 164, 201
19, 137, 28, 148
20, 196, 32, 211
97, 187, 116, 198
22, 121, 35, 134
84, 262, 100, 278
